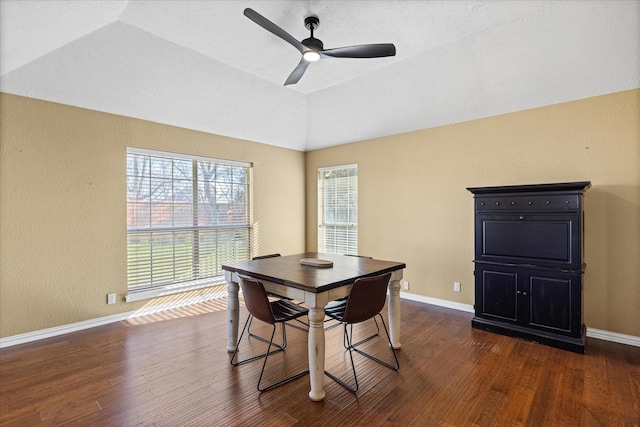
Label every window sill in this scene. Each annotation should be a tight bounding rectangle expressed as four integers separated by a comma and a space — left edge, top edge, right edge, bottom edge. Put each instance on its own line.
125, 276, 227, 303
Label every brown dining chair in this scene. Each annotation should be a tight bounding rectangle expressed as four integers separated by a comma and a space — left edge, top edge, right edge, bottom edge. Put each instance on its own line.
249, 254, 308, 333
324, 272, 399, 392
324, 254, 377, 332
230, 276, 310, 391
251, 254, 283, 301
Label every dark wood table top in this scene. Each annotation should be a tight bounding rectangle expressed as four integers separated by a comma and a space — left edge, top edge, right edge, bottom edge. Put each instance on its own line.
222, 252, 405, 293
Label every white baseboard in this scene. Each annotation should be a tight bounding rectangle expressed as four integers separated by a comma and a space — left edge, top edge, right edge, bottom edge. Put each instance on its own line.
400, 291, 475, 313
2, 291, 638, 349
399, 292, 640, 348
585, 327, 640, 347
0, 291, 225, 349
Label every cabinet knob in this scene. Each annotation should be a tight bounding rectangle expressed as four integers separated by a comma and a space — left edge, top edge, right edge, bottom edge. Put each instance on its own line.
519, 215, 525, 220
495, 202, 500, 205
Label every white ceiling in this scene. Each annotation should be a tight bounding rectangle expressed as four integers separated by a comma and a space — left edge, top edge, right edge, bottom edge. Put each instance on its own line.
1, 1, 638, 151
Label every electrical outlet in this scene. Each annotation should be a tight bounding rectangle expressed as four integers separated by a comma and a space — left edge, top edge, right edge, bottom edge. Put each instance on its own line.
107, 293, 116, 304
403, 281, 409, 291
454, 282, 461, 292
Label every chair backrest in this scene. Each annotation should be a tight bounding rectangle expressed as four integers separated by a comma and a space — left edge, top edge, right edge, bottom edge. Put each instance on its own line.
252, 253, 281, 260
342, 272, 392, 324
239, 276, 276, 324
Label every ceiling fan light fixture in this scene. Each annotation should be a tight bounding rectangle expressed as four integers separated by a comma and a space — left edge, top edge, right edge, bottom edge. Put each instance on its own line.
303, 50, 321, 62
244, 8, 396, 85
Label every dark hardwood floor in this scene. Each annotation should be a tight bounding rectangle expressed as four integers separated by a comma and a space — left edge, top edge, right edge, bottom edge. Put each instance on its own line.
1, 298, 639, 426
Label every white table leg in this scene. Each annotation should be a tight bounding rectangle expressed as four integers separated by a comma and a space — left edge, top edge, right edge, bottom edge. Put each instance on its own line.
307, 306, 326, 401
388, 278, 402, 349
226, 279, 240, 352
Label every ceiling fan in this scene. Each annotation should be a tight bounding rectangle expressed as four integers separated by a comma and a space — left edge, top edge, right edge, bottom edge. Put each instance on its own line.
244, 8, 396, 86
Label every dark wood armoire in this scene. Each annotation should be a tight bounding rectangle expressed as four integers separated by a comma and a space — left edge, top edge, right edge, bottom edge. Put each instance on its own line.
467, 181, 591, 353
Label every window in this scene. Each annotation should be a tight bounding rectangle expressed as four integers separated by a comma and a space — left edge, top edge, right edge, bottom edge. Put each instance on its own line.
126, 148, 251, 301
317, 164, 358, 255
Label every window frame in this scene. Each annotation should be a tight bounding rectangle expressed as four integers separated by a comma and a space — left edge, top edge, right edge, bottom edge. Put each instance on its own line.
125, 147, 252, 302
317, 163, 358, 255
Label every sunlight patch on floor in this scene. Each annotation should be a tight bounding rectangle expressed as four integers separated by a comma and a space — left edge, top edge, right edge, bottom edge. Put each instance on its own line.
124, 286, 245, 325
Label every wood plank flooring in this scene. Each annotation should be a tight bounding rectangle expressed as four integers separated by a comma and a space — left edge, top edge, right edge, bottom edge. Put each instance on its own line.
1, 298, 639, 426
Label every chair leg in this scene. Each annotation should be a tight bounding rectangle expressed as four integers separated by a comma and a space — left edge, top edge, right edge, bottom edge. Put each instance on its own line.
233, 316, 309, 391
324, 314, 377, 333
352, 314, 400, 371
324, 318, 342, 331
256, 324, 309, 392
287, 317, 309, 332
231, 315, 286, 366
338, 318, 381, 349
325, 323, 360, 392
345, 318, 381, 348
247, 315, 288, 350
325, 314, 399, 393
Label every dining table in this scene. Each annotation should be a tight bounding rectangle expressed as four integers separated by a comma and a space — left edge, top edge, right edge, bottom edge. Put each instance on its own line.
222, 252, 406, 401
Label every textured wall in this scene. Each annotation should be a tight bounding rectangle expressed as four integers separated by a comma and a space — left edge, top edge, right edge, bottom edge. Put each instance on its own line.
306, 89, 640, 337
0, 94, 306, 337
2, 90, 638, 339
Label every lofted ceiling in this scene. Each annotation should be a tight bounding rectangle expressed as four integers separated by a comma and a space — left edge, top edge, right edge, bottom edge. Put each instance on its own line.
1, 0, 638, 152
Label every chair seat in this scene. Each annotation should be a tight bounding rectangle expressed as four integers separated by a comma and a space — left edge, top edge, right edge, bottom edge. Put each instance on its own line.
271, 299, 309, 322
322, 298, 348, 330
324, 298, 347, 317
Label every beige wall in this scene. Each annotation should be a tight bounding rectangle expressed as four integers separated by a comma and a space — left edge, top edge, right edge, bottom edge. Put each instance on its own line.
306, 89, 640, 337
0, 94, 306, 337
2, 90, 639, 340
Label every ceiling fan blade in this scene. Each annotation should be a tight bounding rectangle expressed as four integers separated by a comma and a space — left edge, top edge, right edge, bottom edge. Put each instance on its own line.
321, 43, 396, 59
244, 8, 307, 54
284, 59, 311, 86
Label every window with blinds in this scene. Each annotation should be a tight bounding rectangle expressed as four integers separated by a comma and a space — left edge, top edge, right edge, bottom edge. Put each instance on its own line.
126, 148, 251, 300
317, 164, 358, 255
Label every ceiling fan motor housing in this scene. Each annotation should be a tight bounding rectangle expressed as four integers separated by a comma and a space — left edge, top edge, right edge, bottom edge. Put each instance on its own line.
302, 37, 323, 51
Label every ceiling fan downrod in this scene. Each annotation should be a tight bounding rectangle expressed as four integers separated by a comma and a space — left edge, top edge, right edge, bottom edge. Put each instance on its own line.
302, 16, 323, 52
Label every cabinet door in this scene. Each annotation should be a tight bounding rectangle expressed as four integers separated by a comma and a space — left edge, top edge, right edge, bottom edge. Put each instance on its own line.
525, 270, 582, 338
475, 264, 583, 338
474, 213, 582, 270
475, 265, 519, 324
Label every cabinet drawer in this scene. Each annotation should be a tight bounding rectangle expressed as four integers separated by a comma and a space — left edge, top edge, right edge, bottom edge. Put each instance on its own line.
476, 197, 506, 211
522, 196, 540, 210
538, 195, 558, 210
503, 197, 523, 210
476, 194, 580, 212
537, 195, 579, 211
476, 197, 522, 211
558, 195, 579, 210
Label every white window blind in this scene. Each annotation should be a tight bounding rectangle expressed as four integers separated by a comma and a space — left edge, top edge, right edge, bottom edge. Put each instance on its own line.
317, 164, 358, 255
126, 148, 251, 299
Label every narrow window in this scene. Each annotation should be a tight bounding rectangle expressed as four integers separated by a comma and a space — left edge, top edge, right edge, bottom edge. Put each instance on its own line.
126, 148, 251, 301
317, 164, 358, 255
